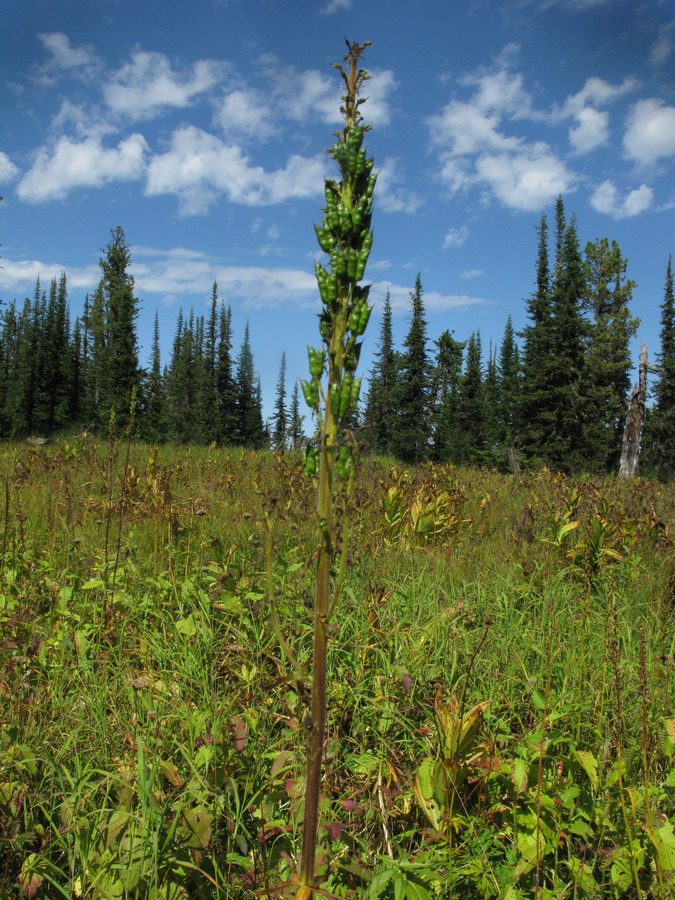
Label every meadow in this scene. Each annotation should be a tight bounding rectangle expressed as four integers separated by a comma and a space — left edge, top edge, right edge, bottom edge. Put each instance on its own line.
0, 434, 674, 898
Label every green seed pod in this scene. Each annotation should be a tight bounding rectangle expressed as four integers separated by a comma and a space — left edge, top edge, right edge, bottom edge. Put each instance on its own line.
350, 377, 362, 409
337, 445, 352, 480
303, 446, 319, 478
301, 378, 320, 409
314, 224, 333, 254
330, 383, 341, 416
357, 304, 372, 335
307, 346, 325, 379
339, 373, 353, 418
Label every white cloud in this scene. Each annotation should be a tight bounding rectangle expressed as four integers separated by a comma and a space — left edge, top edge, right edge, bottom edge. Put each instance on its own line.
260, 58, 395, 128
460, 69, 534, 118
443, 226, 469, 248
590, 180, 653, 218
214, 88, 277, 140
562, 76, 637, 115
38, 32, 99, 70
320, 0, 352, 12
0, 152, 19, 183
624, 99, 675, 166
429, 100, 522, 156
145, 125, 325, 213
0, 248, 319, 310
429, 58, 584, 212
569, 107, 609, 154
0, 258, 100, 294
17, 134, 148, 202
380, 281, 490, 313
558, 77, 637, 155
651, 30, 673, 67
103, 51, 225, 119
375, 158, 422, 213
475, 144, 577, 211
461, 269, 484, 279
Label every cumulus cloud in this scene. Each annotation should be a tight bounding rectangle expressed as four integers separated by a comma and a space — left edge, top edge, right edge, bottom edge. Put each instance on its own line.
103, 51, 226, 119
560, 76, 637, 154
568, 107, 609, 154
214, 88, 277, 141
624, 99, 675, 166
145, 125, 325, 214
0, 152, 19, 183
475, 144, 576, 211
443, 226, 469, 248
0, 258, 100, 294
17, 134, 148, 202
374, 158, 422, 213
38, 32, 99, 71
258, 58, 395, 128
380, 281, 491, 313
590, 180, 654, 218
429, 57, 598, 212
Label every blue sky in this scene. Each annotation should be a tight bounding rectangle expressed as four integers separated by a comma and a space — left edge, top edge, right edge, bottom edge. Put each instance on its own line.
1, 0, 674, 421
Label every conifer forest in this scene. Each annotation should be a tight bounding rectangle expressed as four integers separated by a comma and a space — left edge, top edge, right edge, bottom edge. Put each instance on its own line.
1, 40, 675, 900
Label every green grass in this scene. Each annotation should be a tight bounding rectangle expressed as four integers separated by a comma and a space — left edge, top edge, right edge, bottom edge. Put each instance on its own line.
1, 438, 674, 898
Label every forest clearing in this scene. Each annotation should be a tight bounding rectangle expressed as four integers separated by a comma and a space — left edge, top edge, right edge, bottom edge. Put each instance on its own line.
0, 438, 674, 898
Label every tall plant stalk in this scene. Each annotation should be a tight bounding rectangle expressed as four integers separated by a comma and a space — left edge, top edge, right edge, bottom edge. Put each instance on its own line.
296, 39, 377, 899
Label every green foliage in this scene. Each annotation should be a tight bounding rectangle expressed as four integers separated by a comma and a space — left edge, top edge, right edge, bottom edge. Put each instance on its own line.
393, 274, 432, 464
643, 255, 675, 479
0, 443, 674, 897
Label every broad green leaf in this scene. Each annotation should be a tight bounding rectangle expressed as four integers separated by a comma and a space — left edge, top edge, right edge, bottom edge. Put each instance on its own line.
175, 614, 197, 637
574, 749, 598, 791
512, 757, 528, 794
181, 805, 212, 849
650, 815, 675, 875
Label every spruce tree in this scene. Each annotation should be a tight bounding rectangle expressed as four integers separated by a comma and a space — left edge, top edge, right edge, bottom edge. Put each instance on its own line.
546, 214, 588, 472
582, 238, 638, 471
393, 274, 431, 463
234, 321, 264, 447
141, 311, 167, 443
98, 226, 140, 425
364, 291, 398, 455
519, 213, 554, 463
497, 315, 521, 452
430, 329, 464, 462
216, 304, 237, 442
272, 351, 288, 451
458, 331, 486, 465
644, 255, 675, 479
288, 380, 305, 449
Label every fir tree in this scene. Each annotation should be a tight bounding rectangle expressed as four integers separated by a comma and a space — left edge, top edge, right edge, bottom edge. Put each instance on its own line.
235, 321, 265, 447
458, 331, 485, 465
582, 238, 638, 471
497, 315, 521, 451
430, 329, 464, 462
216, 304, 237, 442
288, 380, 305, 449
519, 213, 554, 462
393, 274, 431, 463
364, 291, 398, 455
98, 226, 140, 425
644, 255, 675, 479
141, 311, 167, 443
546, 213, 588, 472
272, 351, 288, 451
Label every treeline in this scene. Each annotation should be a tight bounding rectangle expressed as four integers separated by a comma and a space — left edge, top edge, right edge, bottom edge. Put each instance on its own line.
1, 205, 674, 478
363, 198, 675, 478
0, 227, 304, 448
